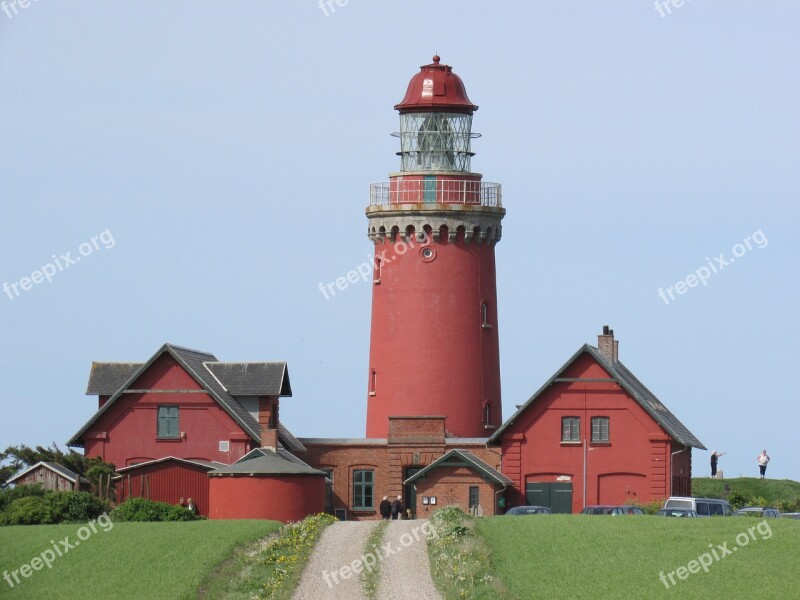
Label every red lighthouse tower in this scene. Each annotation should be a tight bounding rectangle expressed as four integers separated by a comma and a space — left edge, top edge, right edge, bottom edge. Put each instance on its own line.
365, 56, 505, 438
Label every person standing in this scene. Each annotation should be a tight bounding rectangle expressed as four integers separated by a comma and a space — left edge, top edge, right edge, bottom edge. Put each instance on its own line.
757, 450, 770, 479
186, 498, 198, 515
391, 495, 403, 520
379, 496, 392, 520
710, 451, 726, 478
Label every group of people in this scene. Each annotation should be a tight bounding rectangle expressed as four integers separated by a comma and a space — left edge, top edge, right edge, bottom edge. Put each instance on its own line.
379, 495, 405, 520
709, 449, 771, 479
178, 497, 198, 514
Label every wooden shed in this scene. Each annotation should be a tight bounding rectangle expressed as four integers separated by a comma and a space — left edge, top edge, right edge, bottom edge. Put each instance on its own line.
7, 461, 89, 492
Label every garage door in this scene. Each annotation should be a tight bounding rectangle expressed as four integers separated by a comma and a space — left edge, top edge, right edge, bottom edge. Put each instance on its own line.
526, 481, 573, 514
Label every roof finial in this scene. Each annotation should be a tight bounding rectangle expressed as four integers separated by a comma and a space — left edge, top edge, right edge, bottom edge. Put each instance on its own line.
432, 54, 440, 64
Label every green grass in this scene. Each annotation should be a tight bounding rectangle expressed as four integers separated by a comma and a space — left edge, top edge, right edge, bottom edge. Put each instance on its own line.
692, 477, 800, 509
478, 515, 800, 600
0, 520, 280, 600
362, 520, 388, 599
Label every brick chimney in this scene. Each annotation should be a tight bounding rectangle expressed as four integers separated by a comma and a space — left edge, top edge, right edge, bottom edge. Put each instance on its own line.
259, 396, 279, 452
597, 325, 618, 363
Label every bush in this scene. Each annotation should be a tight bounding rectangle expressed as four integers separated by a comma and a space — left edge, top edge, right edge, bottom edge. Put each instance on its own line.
46, 491, 110, 523
626, 498, 665, 515
110, 497, 202, 522
0, 495, 51, 525
0, 484, 46, 512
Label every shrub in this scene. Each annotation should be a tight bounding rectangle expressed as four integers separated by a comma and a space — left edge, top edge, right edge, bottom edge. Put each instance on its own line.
110, 497, 202, 522
46, 491, 110, 523
0, 495, 51, 525
626, 498, 665, 515
0, 483, 46, 512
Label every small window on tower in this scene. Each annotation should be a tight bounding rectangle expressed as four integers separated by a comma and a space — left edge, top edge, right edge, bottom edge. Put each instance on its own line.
483, 403, 494, 429
370, 369, 377, 396
481, 302, 491, 328
374, 258, 382, 284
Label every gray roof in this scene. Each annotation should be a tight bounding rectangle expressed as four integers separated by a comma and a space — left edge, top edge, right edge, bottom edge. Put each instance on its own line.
403, 450, 512, 486
86, 363, 143, 395
209, 448, 326, 476
205, 362, 292, 396
115, 456, 227, 473
488, 344, 706, 449
8, 461, 90, 485
298, 438, 389, 446
68, 344, 305, 453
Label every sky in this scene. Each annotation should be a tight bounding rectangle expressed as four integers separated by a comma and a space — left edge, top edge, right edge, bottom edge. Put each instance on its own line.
1, 1, 798, 483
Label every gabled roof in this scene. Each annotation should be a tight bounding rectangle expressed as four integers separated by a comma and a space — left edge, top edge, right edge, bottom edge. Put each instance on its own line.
86, 363, 143, 395
403, 449, 512, 486
204, 362, 292, 396
209, 448, 326, 476
114, 456, 228, 473
68, 344, 305, 453
8, 461, 90, 485
488, 344, 705, 449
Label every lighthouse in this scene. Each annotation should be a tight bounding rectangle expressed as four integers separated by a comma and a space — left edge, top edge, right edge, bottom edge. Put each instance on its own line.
365, 56, 505, 439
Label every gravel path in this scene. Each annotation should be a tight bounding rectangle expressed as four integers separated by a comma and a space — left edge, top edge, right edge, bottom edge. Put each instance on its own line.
377, 519, 442, 600
292, 520, 377, 600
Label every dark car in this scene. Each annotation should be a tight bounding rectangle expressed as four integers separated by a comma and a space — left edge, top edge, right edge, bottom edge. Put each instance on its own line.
581, 505, 645, 515
734, 507, 781, 518
506, 505, 553, 515
657, 508, 699, 518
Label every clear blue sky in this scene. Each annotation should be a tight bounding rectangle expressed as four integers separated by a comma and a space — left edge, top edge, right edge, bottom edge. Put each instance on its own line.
1, 1, 797, 482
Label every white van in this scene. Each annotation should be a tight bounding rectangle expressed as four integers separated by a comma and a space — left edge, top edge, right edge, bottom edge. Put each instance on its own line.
663, 497, 733, 517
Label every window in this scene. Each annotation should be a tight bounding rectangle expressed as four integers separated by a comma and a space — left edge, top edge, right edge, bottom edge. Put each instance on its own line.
484, 403, 491, 425
481, 302, 491, 328
591, 417, 610, 442
353, 470, 374, 510
468, 486, 480, 509
369, 370, 377, 396
322, 469, 334, 513
157, 406, 179, 438
561, 417, 580, 442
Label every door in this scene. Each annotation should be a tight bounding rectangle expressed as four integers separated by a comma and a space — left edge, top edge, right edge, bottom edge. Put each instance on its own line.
526, 481, 573, 514
423, 176, 437, 203
404, 467, 423, 518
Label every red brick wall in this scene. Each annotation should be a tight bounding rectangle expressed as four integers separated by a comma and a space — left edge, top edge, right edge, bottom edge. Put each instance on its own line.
413, 466, 501, 517
301, 438, 501, 521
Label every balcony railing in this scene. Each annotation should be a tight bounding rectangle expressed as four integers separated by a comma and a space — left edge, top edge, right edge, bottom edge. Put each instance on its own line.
369, 180, 502, 208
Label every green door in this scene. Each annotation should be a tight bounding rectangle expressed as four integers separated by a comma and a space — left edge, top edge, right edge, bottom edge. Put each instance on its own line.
404, 467, 422, 518
526, 482, 573, 514
423, 176, 437, 203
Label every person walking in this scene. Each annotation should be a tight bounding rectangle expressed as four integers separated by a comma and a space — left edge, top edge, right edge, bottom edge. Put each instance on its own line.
391, 495, 403, 520
379, 496, 392, 520
757, 450, 770, 479
710, 451, 726, 478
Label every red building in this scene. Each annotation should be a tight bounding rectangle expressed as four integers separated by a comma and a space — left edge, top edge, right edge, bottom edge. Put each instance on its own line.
489, 327, 704, 513
64, 58, 705, 520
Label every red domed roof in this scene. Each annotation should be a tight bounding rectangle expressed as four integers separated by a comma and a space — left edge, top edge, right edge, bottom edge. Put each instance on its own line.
394, 55, 478, 114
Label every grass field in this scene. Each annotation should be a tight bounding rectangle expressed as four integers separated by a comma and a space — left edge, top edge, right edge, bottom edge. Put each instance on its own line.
477, 515, 800, 600
691, 477, 800, 508
0, 520, 280, 600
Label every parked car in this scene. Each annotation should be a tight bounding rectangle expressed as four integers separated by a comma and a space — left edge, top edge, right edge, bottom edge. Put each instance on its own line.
505, 505, 553, 515
657, 508, 699, 518
780, 512, 800, 519
662, 497, 733, 517
581, 505, 645, 515
734, 507, 781, 518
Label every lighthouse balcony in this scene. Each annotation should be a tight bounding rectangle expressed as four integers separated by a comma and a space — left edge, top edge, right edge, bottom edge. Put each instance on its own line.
369, 179, 502, 208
